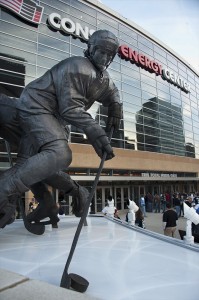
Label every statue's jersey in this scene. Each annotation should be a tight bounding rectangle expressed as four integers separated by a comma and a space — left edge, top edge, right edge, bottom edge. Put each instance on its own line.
19, 56, 120, 132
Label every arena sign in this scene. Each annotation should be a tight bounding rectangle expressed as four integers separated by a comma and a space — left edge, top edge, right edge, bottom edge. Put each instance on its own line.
141, 173, 177, 178
48, 14, 190, 93
48, 13, 95, 41
119, 45, 191, 93
162, 68, 190, 93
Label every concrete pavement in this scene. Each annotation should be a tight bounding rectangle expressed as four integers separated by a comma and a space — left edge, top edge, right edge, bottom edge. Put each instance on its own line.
119, 210, 187, 240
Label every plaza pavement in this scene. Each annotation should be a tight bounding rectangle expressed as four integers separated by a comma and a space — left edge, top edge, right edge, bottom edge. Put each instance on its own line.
119, 210, 187, 240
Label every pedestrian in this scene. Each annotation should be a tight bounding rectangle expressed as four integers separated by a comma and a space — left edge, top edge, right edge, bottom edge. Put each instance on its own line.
114, 209, 120, 219
180, 194, 184, 217
165, 192, 171, 203
161, 193, 166, 213
146, 192, 153, 212
135, 208, 145, 228
173, 193, 181, 217
192, 204, 199, 241
154, 193, 160, 213
185, 196, 194, 208
163, 203, 178, 237
139, 195, 147, 217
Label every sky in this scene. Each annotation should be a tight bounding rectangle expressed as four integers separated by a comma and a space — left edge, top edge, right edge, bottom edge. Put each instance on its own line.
100, 0, 199, 73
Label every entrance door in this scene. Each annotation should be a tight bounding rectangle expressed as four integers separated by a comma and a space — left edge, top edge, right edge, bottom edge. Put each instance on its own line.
114, 186, 130, 210
95, 186, 113, 213
94, 186, 130, 213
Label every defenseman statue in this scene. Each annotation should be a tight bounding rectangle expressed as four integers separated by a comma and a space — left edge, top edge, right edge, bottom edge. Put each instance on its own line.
0, 30, 122, 232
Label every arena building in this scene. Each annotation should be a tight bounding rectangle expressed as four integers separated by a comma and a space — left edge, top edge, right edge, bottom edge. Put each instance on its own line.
0, 0, 199, 213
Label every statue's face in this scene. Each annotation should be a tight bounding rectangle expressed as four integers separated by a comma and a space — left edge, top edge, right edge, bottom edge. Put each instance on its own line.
91, 46, 114, 71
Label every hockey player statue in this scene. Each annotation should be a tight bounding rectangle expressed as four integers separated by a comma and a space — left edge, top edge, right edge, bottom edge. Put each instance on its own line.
0, 29, 122, 234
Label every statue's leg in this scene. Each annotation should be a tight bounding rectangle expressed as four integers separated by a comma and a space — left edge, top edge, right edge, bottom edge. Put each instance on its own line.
0, 102, 21, 228
0, 153, 60, 230
27, 182, 59, 226
0, 165, 20, 227
44, 171, 89, 217
27, 171, 89, 222
0, 108, 71, 229
0, 139, 72, 229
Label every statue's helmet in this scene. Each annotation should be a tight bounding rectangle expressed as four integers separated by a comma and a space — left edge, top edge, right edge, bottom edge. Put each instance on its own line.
88, 30, 119, 54
86, 30, 119, 71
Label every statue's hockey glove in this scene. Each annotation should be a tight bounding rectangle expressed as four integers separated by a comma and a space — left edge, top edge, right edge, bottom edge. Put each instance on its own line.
85, 125, 114, 160
106, 102, 122, 132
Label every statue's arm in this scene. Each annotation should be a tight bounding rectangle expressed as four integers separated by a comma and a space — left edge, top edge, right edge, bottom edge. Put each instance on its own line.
56, 73, 114, 160
100, 80, 123, 132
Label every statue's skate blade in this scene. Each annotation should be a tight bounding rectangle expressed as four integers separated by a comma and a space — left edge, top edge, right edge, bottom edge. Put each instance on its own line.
24, 219, 45, 235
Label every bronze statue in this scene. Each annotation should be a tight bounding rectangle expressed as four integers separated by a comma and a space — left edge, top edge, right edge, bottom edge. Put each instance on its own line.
0, 94, 90, 232
0, 30, 122, 232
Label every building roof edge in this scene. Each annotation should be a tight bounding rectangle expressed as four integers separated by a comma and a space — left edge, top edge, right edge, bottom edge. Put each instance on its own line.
83, 0, 199, 77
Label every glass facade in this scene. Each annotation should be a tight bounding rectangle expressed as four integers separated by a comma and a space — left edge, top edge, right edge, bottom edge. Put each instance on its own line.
0, 0, 199, 160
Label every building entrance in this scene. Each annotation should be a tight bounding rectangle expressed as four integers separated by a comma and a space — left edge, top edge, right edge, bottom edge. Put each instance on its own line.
93, 186, 130, 213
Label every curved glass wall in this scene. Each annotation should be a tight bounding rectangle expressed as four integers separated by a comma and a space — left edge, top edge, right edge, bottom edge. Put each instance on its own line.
0, 0, 199, 158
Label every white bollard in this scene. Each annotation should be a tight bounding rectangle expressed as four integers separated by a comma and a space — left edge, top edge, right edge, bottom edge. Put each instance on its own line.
183, 202, 199, 244
183, 219, 194, 244
127, 199, 139, 226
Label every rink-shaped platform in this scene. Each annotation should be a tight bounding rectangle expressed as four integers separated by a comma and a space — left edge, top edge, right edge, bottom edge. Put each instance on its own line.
0, 215, 199, 300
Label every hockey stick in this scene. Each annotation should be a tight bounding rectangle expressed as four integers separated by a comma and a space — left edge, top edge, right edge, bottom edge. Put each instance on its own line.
60, 127, 114, 292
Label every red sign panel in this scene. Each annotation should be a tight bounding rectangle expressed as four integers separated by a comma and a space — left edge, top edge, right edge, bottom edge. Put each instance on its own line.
0, 0, 44, 24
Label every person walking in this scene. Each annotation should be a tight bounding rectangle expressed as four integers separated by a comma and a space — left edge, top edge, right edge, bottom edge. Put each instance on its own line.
161, 193, 166, 213
154, 193, 161, 213
185, 196, 194, 208
173, 193, 181, 218
135, 208, 145, 228
163, 203, 178, 237
139, 195, 146, 217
